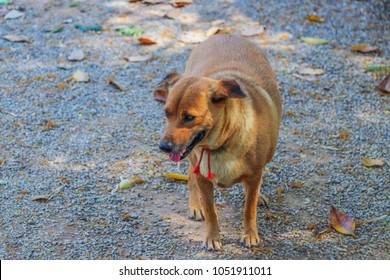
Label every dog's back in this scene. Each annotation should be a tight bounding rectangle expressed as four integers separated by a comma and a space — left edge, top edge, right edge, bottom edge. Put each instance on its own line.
185, 35, 281, 121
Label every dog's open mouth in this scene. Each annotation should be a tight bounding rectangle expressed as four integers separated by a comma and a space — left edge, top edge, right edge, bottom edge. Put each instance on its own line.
168, 131, 206, 162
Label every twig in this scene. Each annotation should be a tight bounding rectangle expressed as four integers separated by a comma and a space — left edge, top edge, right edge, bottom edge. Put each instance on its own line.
358, 215, 388, 226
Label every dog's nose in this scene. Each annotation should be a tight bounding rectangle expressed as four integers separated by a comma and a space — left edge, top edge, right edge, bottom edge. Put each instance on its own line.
159, 141, 174, 153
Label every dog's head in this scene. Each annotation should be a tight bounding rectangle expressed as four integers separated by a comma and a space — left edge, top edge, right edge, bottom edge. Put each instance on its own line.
155, 72, 246, 162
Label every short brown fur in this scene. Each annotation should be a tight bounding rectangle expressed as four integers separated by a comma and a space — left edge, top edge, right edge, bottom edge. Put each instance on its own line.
155, 35, 282, 250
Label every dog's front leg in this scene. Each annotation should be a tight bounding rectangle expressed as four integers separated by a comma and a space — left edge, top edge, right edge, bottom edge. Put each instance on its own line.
195, 175, 221, 250
188, 166, 204, 221
241, 172, 263, 247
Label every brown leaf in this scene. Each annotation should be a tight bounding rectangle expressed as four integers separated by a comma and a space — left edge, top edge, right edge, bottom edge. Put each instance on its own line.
330, 206, 356, 236
171, 0, 192, 7
276, 187, 285, 203
134, 175, 145, 184
350, 45, 381, 54
378, 74, 390, 93
306, 15, 325, 23
264, 211, 279, 221
361, 158, 385, 167
307, 222, 317, 230
252, 247, 272, 254
338, 130, 351, 141
290, 182, 303, 188
43, 120, 57, 131
31, 195, 51, 202
138, 37, 157, 45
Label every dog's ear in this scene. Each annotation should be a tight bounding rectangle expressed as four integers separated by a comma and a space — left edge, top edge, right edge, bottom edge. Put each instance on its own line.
212, 79, 246, 103
154, 72, 181, 103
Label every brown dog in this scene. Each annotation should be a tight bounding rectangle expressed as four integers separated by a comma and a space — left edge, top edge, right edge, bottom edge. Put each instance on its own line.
154, 35, 281, 250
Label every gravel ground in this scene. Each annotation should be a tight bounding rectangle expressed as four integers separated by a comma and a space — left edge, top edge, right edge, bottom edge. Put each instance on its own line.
0, 0, 389, 260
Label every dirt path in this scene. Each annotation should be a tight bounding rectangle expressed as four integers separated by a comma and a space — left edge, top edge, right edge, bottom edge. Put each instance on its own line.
0, 0, 388, 260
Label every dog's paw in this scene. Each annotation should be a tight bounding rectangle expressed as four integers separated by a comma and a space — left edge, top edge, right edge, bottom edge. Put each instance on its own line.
188, 206, 204, 221
241, 233, 260, 248
203, 236, 222, 251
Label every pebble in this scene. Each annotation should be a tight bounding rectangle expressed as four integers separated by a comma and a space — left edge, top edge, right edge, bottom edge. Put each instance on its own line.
0, 0, 388, 261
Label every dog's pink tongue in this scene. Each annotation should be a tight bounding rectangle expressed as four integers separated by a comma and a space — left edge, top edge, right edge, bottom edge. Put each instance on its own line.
168, 153, 181, 162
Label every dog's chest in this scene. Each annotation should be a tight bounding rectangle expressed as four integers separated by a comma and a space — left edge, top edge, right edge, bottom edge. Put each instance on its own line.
197, 150, 243, 187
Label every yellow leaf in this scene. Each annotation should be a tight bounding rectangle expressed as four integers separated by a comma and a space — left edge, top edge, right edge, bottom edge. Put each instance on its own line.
306, 15, 325, 23
330, 206, 356, 236
301, 37, 328, 45
361, 158, 385, 167
163, 173, 188, 181
119, 178, 136, 190
350, 45, 380, 54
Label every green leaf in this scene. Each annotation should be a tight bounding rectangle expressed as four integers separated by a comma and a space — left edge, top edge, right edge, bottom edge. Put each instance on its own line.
115, 26, 145, 37
300, 37, 329, 45
74, 24, 103, 33
0, 0, 11, 5
69, 2, 81, 7
365, 65, 390, 72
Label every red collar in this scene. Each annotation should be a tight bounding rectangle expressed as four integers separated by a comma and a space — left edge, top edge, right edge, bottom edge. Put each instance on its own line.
193, 148, 214, 180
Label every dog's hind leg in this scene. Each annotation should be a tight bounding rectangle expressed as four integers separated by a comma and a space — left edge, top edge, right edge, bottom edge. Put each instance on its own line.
188, 165, 204, 221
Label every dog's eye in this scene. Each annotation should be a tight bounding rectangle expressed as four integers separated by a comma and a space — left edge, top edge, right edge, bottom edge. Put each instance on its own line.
183, 114, 195, 123
164, 110, 171, 119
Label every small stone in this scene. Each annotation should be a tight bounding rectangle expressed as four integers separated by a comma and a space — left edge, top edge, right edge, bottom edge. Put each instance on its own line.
4, 10, 24, 20
67, 49, 85, 61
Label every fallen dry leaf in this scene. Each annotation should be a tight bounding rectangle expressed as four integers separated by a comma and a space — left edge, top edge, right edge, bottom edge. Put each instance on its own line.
252, 247, 273, 254
163, 173, 188, 181
378, 74, 390, 93
330, 206, 356, 236
290, 182, 303, 188
279, 32, 292, 40
138, 37, 157, 45
3, 34, 30, 42
142, 0, 165, 4
276, 187, 285, 203
206, 26, 221, 37
108, 77, 126, 91
171, 0, 192, 8
43, 120, 57, 131
299, 67, 325, 76
31, 195, 51, 202
179, 30, 207, 43
361, 158, 385, 167
350, 45, 381, 54
301, 37, 328, 45
306, 15, 325, 23
240, 24, 265, 37
71, 69, 90, 82
125, 55, 152, 62
264, 211, 279, 221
